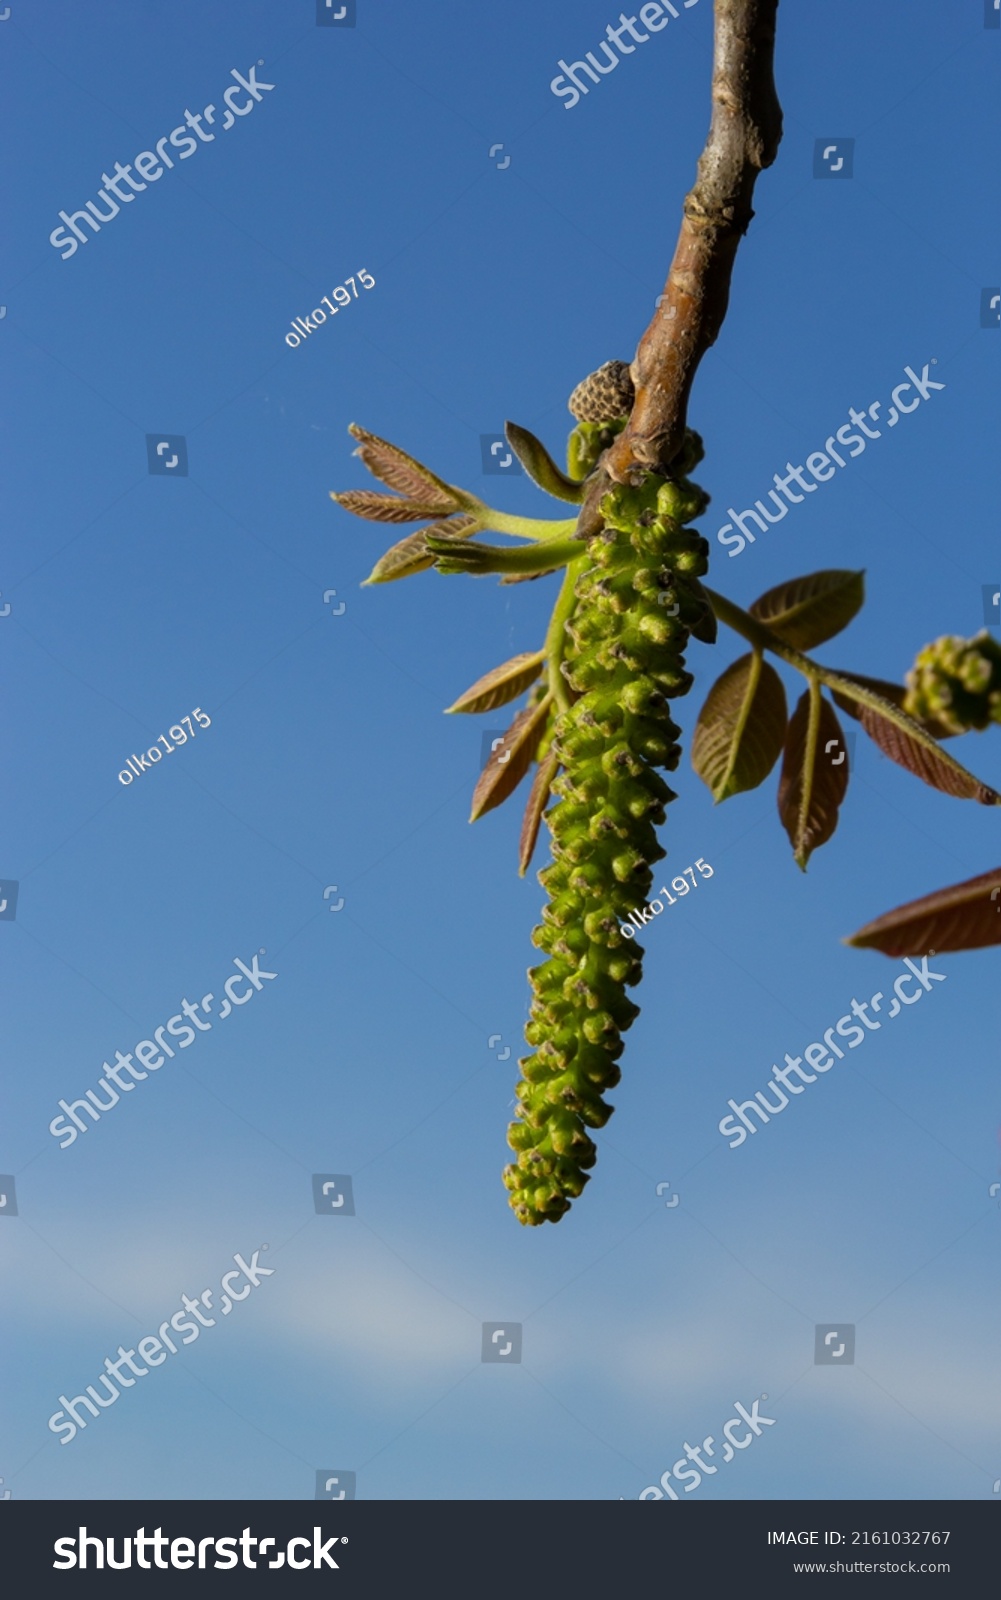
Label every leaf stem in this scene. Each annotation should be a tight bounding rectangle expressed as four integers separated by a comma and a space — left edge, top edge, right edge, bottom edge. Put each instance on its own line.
545, 556, 587, 714
797, 673, 824, 870
707, 585, 923, 715
476, 510, 580, 543
703, 586, 814, 673
430, 534, 581, 577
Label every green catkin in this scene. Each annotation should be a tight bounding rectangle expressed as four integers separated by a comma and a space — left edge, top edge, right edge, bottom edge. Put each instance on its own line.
503, 428, 710, 1226
904, 631, 1001, 735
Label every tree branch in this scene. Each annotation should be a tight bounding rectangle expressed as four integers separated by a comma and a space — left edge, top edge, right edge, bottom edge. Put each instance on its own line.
605, 0, 783, 484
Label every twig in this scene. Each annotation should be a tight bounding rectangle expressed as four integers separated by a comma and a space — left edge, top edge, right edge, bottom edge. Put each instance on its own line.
605, 0, 783, 484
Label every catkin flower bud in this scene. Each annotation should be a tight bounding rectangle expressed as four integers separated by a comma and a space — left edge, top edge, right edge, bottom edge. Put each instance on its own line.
904, 631, 1001, 735
503, 435, 709, 1225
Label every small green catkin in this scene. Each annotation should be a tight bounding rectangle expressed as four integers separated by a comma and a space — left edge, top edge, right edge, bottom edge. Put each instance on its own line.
503, 430, 711, 1226
904, 631, 1001, 734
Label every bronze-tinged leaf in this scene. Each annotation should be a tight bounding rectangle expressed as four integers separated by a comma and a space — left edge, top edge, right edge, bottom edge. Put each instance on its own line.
470, 697, 552, 823
823, 670, 1000, 805
347, 423, 461, 510
330, 489, 452, 524
691, 652, 788, 802
504, 422, 585, 504
829, 671, 956, 740
447, 652, 545, 715
519, 752, 560, 875
750, 570, 865, 650
847, 865, 1001, 956
363, 515, 477, 585
777, 689, 850, 869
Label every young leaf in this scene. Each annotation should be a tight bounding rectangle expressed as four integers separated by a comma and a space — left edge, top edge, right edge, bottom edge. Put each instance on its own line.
348, 423, 462, 510
847, 865, 1001, 956
447, 652, 545, 715
363, 514, 478, 585
691, 652, 788, 802
749, 570, 864, 650
504, 422, 585, 504
519, 752, 560, 875
470, 697, 552, 823
426, 533, 581, 578
777, 687, 849, 869
829, 671, 956, 740
822, 670, 1000, 805
330, 488, 452, 524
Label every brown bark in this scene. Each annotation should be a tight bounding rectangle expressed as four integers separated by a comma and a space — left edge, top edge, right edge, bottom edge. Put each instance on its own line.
605, 0, 783, 484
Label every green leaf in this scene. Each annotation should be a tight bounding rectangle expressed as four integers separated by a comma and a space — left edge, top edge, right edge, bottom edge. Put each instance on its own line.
749, 570, 865, 650
821, 670, 1000, 804
519, 752, 560, 876
447, 652, 545, 715
777, 687, 850, 869
470, 697, 552, 822
504, 422, 585, 504
362, 514, 478, 585
426, 533, 581, 578
691, 652, 788, 802
847, 865, 1001, 956
347, 423, 463, 510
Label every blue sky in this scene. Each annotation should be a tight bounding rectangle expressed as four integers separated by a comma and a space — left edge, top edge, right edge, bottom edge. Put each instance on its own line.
2, 0, 1000, 1502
